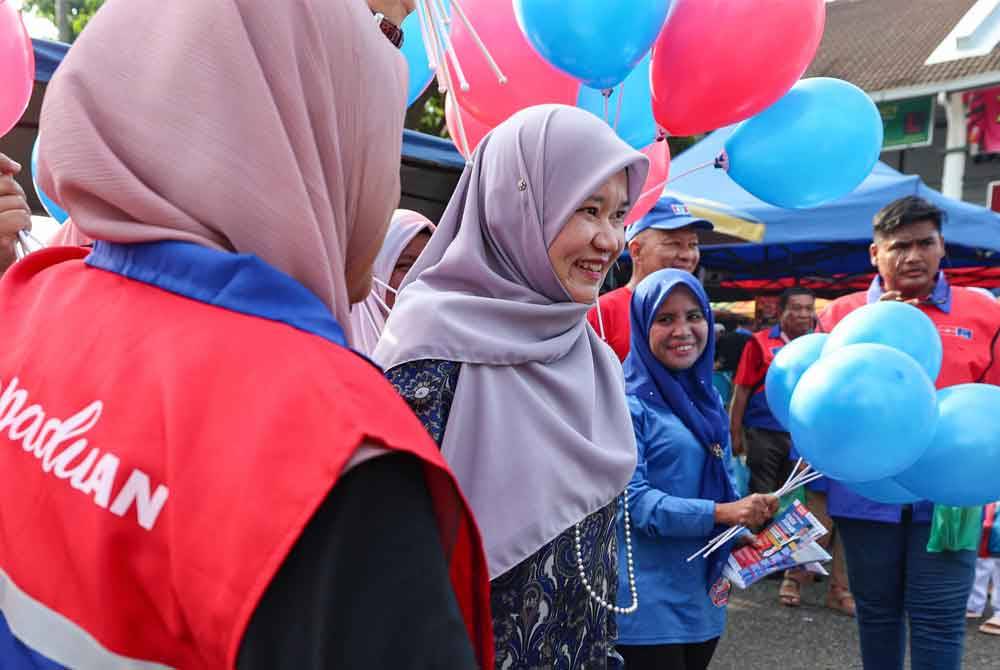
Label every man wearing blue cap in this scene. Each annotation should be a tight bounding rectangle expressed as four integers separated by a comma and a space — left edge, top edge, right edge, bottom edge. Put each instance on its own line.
587, 196, 713, 361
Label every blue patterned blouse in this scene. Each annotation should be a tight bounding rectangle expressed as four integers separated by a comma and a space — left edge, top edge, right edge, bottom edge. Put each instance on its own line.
386, 359, 623, 670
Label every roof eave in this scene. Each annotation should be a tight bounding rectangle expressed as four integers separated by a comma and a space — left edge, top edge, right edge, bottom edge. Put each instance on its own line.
868, 69, 1000, 102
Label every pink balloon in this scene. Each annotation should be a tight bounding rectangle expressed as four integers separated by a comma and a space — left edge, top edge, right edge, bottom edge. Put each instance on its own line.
449, 0, 578, 127
0, 1, 34, 137
625, 139, 671, 227
445, 94, 494, 159
651, 0, 825, 136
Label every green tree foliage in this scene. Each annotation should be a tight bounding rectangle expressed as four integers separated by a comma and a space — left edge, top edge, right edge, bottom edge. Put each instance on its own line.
23, 0, 104, 42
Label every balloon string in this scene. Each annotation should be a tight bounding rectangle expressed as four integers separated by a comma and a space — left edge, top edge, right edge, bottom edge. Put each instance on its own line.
613, 83, 625, 132
432, 40, 472, 161
595, 293, 607, 342
449, 0, 507, 84
14, 229, 45, 261
602, 90, 610, 124
664, 160, 715, 186
415, 1, 438, 71
636, 179, 668, 203
432, 0, 452, 26
427, 0, 469, 91
425, 1, 447, 92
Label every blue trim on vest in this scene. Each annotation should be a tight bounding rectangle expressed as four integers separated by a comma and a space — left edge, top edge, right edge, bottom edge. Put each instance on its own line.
0, 612, 64, 670
87, 241, 347, 347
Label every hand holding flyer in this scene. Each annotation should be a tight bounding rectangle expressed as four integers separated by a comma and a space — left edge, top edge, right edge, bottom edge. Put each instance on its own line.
724, 500, 833, 589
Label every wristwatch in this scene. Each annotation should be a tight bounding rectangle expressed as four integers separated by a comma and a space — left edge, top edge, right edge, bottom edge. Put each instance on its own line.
373, 11, 404, 49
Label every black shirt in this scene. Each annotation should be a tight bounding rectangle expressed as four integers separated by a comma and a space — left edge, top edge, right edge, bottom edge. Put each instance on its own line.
237, 454, 478, 669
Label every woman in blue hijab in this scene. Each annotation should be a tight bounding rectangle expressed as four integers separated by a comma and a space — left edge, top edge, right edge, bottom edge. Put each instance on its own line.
615, 269, 778, 670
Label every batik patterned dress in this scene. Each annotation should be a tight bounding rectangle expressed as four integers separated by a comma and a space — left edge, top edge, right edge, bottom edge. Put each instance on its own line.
387, 359, 623, 670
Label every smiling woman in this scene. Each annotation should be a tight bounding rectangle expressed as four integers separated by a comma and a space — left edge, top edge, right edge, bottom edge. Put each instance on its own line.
376, 104, 651, 669
548, 170, 629, 304
617, 269, 778, 670
648, 284, 709, 371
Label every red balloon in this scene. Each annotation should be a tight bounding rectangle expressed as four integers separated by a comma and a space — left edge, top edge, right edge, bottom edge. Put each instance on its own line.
449, 0, 578, 127
0, 2, 35, 137
445, 94, 494, 159
625, 139, 671, 227
650, 0, 825, 136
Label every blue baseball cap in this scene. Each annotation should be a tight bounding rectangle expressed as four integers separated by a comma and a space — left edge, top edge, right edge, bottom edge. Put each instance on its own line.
625, 196, 714, 243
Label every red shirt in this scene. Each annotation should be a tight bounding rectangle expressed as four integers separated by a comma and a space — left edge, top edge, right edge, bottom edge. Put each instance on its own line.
819, 287, 1000, 388
587, 286, 632, 361
733, 325, 789, 430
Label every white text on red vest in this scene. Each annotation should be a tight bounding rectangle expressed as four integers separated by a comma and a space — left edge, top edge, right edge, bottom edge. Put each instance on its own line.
0, 377, 169, 531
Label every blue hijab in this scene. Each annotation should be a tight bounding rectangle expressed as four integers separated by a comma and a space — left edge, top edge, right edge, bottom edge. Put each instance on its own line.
623, 269, 738, 591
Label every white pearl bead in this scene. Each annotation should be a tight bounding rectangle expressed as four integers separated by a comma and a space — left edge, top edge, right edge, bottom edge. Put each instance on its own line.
575, 490, 638, 615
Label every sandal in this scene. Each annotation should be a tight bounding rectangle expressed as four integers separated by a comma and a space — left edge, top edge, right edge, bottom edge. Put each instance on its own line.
826, 585, 856, 617
779, 575, 801, 607
980, 616, 1000, 636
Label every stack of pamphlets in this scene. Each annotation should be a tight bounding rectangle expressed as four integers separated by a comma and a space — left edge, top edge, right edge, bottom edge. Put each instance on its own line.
723, 499, 832, 589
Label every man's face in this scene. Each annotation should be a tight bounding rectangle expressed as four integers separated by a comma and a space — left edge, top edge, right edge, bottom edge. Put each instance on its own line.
632, 226, 700, 276
780, 295, 815, 339
870, 221, 945, 299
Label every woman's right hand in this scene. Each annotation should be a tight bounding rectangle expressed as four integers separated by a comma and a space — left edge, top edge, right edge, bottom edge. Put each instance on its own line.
714, 493, 778, 528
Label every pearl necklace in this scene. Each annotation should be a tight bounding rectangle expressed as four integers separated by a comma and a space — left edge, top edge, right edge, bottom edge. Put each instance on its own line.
574, 489, 638, 615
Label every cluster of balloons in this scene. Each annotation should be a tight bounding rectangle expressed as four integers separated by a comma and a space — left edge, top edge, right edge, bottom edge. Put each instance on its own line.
404, 0, 883, 216
765, 301, 1000, 507
0, 1, 34, 138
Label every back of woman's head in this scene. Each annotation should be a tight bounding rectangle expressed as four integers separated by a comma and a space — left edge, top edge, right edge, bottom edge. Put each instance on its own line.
37, 0, 407, 328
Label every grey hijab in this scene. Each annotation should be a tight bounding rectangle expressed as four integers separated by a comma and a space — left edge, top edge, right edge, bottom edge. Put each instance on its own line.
375, 105, 649, 578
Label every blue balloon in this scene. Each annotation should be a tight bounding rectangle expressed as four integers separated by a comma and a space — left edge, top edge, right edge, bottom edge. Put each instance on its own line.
400, 2, 450, 107
846, 478, 921, 505
31, 138, 69, 224
514, 0, 671, 90
822, 301, 943, 383
725, 77, 884, 209
765, 333, 828, 430
789, 343, 937, 482
896, 384, 1000, 506
576, 53, 656, 150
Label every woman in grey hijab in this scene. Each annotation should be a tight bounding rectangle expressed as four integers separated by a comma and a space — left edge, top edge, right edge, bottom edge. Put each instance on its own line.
375, 104, 649, 669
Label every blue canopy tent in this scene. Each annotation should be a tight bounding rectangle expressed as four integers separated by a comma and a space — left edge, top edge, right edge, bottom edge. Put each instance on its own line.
666, 126, 1000, 298
1, 40, 468, 220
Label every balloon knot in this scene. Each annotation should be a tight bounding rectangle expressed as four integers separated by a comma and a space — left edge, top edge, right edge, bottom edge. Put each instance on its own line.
714, 151, 730, 171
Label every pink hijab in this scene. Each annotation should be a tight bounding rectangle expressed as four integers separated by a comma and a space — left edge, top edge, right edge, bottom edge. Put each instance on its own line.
48, 220, 91, 247
349, 209, 435, 355
36, 0, 407, 335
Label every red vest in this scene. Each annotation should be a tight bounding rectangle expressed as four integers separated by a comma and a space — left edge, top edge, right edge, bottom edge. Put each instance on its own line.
0, 248, 493, 669
819, 288, 1000, 388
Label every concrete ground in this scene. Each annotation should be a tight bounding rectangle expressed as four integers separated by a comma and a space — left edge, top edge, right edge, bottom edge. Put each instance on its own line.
711, 576, 999, 669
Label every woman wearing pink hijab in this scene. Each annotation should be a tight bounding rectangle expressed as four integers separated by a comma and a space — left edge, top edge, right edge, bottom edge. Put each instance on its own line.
0, 1, 492, 669
377, 104, 649, 669
350, 209, 435, 355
